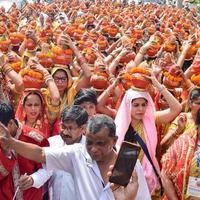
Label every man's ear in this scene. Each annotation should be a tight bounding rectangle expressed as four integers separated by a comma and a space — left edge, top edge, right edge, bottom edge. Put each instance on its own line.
80, 124, 87, 135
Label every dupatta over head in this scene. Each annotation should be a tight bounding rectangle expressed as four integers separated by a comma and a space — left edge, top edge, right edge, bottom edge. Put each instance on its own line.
15, 88, 50, 138
115, 88, 160, 194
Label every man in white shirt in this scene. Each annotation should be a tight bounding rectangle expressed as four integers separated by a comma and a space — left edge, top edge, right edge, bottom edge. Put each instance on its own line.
48, 105, 88, 200
0, 114, 151, 200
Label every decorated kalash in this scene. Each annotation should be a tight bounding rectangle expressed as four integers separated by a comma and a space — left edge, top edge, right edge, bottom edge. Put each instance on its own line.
190, 54, 200, 87
22, 29, 39, 67
120, 63, 151, 91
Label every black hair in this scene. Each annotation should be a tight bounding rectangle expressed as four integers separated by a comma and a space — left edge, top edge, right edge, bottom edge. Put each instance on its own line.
74, 88, 97, 106
61, 105, 88, 127
196, 109, 200, 125
87, 114, 116, 137
52, 69, 69, 79
0, 101, 15, 126
85, 24, 95, 30
23, 91, 43, 107
107, 37, 119, 43
189, 87, 200, 104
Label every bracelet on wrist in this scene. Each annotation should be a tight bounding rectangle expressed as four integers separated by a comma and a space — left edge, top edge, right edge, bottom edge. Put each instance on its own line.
44, 73, 51, 79
138, 48, 146, 55
45, 77, 54, 85
44, 74, 54, 85
2, 64, 13, 75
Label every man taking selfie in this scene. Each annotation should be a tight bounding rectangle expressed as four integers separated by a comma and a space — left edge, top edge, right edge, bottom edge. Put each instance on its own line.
0, 114, 151, 200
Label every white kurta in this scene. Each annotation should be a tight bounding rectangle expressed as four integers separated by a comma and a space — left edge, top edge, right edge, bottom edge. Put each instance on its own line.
47, 135, 86, 200
44, 143, 151, 200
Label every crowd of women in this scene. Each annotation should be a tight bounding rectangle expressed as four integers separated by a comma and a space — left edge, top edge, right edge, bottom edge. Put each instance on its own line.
0, 0, 200, 199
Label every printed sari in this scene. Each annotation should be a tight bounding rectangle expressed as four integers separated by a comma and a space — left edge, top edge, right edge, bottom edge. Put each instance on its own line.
161, 129, 198, 200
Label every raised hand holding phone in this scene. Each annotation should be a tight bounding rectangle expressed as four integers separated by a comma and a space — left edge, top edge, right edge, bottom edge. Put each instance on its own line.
109, 141, 141, 186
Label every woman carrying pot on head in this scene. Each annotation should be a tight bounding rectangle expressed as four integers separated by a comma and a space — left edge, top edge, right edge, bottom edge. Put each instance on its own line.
18, 56, 61, 138
51, 34, 92, 111
0, 52, 24, 111
115, 71, 182, 198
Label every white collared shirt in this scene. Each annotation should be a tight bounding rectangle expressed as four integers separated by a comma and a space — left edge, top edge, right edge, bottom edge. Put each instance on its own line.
48, 135, 86, 147
44, 144, 151, 200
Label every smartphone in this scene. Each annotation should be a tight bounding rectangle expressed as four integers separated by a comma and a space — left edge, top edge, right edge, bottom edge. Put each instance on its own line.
109, 141, 141, 186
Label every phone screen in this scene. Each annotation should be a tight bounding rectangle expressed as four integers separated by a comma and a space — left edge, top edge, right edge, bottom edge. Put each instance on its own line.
109, 141, 141, 186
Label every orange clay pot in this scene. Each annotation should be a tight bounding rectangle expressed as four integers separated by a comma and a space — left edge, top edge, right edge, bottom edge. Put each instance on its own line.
78, 40, 93, 50
185, 45, 198, 60
20, 69, 44, 89
191, 74, 200, 86
90, 73, 108, 90
9, 32, 24, 45
191, 60, 200, 86
163, 43, 176, 53
9, 25, 16, 33
121, 67, 151, 90
163, 69, 183, 88
37, 53, 54, 68
130, 67, 151, 90
25, 38, 37, 51
131, 74, 151, 90
52, 46, 73, 66
191, 61, 200, 75
89, 32, 98, 42
108, 26, 118, 37
84, 51, 97, 64
73, 29, 84, 41
147, 43, 161, 57
120, 73, 133, 90
163, 76, 182, 88
120, 52, 136, 64
0, 39, 11, 53
97, 36, 107, 51
9, 61, 22, 72
66, 26, 76, 37
132, 29, 144, 40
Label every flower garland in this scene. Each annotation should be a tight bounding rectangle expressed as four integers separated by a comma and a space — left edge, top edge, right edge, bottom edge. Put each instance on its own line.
191, 74, 200, 86
163, 71, 183, 82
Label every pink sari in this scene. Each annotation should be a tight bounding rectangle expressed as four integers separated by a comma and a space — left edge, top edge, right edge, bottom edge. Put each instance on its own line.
115, 88, 160, 194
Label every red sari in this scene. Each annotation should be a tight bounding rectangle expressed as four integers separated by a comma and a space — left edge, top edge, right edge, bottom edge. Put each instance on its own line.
161, 131, 197, 200
0, 125, 49, 200
15, 89, 50, 138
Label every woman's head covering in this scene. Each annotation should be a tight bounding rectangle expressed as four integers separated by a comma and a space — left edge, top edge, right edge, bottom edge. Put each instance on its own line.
115, 88, 160, 194
15, 88, 50, 138
51, 66, 73, 88
115, 88, 156, 147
